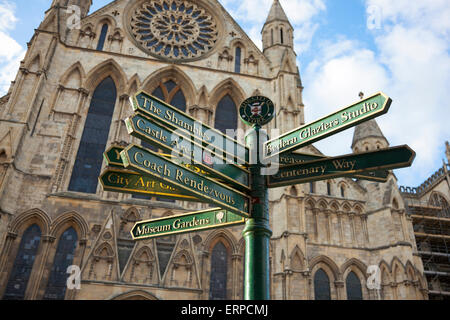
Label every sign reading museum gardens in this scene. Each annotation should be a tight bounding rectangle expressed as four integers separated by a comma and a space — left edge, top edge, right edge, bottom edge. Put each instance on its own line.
98, 91, 414, 300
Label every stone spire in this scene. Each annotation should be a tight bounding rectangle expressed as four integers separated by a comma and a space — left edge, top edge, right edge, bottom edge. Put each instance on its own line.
446, 141, 450, 163
352, 93, 389, 153
264, 0, 292, 28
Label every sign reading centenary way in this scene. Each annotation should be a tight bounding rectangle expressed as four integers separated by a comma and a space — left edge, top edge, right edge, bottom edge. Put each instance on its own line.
131, 208, 246, 240
125, 111, 250, 191
130, 91, 249, 165
99, 90, 415, 300
264, 92, 392, 158
268, 145, 415, 188
120, 144, 250, 218
279, 151, 390, 182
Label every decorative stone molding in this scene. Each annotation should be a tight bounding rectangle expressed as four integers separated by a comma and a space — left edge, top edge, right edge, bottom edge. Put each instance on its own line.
129, 0, 220, 61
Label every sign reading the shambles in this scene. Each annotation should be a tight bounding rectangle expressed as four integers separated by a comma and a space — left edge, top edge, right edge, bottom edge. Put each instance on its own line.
268, 145, 415, 188
120, 144, 250, 218
264, 92, 392, 158
131, 208, 245, 240
130, 91, 249, 165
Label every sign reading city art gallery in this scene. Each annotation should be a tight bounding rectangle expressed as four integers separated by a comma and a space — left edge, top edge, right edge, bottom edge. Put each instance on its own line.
120, 144, 250, 218
278, 152, 390, 182
130, 91, 249, 165
264, 92, 392, 158
131, 208, 246, 240
125, 112, 250, 191
99, 169, 204, 202
268, 145, 415, 188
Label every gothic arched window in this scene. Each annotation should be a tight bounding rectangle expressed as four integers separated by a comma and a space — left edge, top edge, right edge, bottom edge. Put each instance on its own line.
346, 271, 363, 300
96, 24, 109, 51
3, 225, 42, 300
340, 185, 345, 198
214, 95, 237, 137
314, 268, 331, 300
280, 28, 284, 44
235, 47, 241, 73
68, 77, 117, 193
209, 241, 228, 300
43, 227, 78, 300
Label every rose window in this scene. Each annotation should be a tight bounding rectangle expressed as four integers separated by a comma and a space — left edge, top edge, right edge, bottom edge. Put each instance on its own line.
130, 0, 219, 61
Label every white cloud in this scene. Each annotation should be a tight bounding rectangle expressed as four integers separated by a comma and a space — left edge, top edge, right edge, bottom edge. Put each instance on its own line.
302, 1, 450, 187
0, 1, 25, 95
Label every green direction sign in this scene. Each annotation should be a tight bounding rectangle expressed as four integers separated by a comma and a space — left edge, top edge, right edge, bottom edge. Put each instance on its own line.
125, 112, 250, 191
279, 152, 389, 182
131, 208, 246, 240
99, 169, 204, 202
264, 92, 392, 158
121, 144, 251, 218
267, 145, 415, 188
130, 91, 249, 165
104, 146, 125, 168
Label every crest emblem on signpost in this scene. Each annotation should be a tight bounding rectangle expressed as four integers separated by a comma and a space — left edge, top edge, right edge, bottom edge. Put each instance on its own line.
239, 96, 275, 127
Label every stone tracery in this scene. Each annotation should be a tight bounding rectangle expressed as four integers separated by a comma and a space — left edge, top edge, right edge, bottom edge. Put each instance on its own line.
130, 0, 219, 61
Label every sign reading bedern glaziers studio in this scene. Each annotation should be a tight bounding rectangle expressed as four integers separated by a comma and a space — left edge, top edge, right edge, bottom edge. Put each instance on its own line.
264, 92, 392, 158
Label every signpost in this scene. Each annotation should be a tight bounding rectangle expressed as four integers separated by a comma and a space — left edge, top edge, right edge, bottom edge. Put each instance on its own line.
131, 208, 245, 240
99, 90, 416, 301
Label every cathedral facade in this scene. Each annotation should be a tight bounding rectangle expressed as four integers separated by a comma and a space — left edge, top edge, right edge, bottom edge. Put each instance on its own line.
0, 0, 427, 300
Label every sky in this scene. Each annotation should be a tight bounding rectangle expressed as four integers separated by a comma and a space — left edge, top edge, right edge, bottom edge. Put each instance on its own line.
0, 0, 449, 188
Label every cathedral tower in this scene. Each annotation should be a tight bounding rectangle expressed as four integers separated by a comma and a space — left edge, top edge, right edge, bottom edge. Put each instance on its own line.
262, 0, 304, 133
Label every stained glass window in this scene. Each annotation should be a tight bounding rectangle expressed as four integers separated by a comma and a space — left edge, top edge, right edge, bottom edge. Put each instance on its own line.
235, 47, 241, 73
314, 268, 331, 300
96, 24, 108, 51
346, 271, 363, 300
43, 228, 78, 300
68, 77, 117, 193
209, 242, 228, 300
214, 95, 237, 137
3, 225, 41, 300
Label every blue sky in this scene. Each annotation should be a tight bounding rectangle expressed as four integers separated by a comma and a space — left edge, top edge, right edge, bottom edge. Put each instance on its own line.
0, 0, 449, 189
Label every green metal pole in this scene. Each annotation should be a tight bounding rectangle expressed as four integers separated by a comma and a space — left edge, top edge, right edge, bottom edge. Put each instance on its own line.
243, 125, 272, 300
